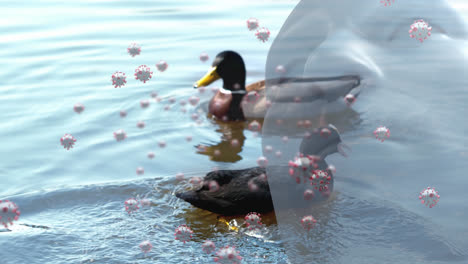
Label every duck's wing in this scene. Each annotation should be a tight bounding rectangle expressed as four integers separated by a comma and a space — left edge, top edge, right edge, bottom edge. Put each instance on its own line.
245, 80, 265, 92
243, 81, 268, 119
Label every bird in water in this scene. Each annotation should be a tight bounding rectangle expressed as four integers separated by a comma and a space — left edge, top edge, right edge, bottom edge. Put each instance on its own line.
175, 124, 349, 216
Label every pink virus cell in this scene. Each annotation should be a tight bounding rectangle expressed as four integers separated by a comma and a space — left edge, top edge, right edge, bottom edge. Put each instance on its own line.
190, 176, 202, 186
248, 179, 259, 192
151, 91, 158, 98
244, 91, 259, 103
175, 172, 185, 181
188, 96, 200, 106
255, 27, 270, 42
275, 65, 286, 74
197, 145, 207, 153
200, 52, 209, 62
264, 145, 273, 153
0, 200, 20, 228
214, 246, 243, 264
257, 156, 268, 167
310, 170, 332, 193
276, 119, 284, 126
73, 103, 85, 114
231, 139, 240, 147
119, 110, 127, 118
265, 100, 272, 109
191, 113, 199, 121
198, 87, 206, 94
213, 150, 221, 157
140, 99, 150, 109
140, 198, 152, 207
174, 224, 193, 243
380, 0, 394, 6
168, 97, 176, 104
60, 134, 76, 150
136, 167, 144, 175
124, 198, 140, 214
248, 120, 262, 132
181, 107, 187, 113
301, 215, 317, 231
275, 151, 282, 158
327, 164, 336, 174
139, 240, 152, 253
211, 87, 219, 94
147, 152, 155, 159
344, 94, 356, 106
158, 141, 166, 148
409, 19, 432, 43
320, 127, 331, 138
134, 65, 153, 83
111, 71, 127, 88
245, 212, 262, 230
156, 97, 162, 103
179, 100, 187, 106
303, 189, 315, 200
164, 105, 171, 111
202, 240, 216, 254
303, 120, 312, 128
137, 121, 145, 129
156, 60, 168, 72
374, 126, 390, 142
127, 43, 141, 57
419, 187, 440, 208
207, 180, 220, 192
289, 155, 322, 184
246, 17, 259, 31
185, 135, 192, 142
282, 136, 289, 143
114, 129, 127, 142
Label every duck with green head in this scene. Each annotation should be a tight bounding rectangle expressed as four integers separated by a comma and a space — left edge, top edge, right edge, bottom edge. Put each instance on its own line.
194, 50, 267, 121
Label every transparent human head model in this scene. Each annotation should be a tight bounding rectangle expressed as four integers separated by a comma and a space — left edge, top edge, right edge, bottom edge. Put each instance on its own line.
263, 0, 468, 262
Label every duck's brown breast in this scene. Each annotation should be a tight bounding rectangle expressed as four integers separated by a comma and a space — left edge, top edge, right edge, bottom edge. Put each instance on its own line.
209, 90, 233, 119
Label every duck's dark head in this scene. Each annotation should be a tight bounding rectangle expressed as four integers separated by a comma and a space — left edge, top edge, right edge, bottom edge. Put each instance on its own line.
194, 51, 246, 92
299, 124, 351, 159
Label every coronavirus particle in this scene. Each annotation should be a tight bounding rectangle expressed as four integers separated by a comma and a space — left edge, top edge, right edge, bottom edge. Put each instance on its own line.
380, 0, 394, 6
248, 120, 262, 132
60, 134, 76, 150
174, 224, 193, 243
111, 71, 127, 88
244, 212, 262, 230
310, 170, 332, 193
127, 43, 141, 57
257, 156, 268, 168
246, 18, 259, 31
374, 126, 390, 142
409, 19, 432, 43
73, 103, 85, 114
156, 60, 168, 72
202, 240, 216, 254
200, 53, 209, 62
139, 240, 152, 253
134, 65, 153, 83
114, 129, 127, 142
119, 110, 127, 118
214, 246, 243, 264
255, 27, 270, 42
301, 215, 317, 231
136, 167, 144, 175
124, 198, 140, 214
137, 121, 145, 129
147, 152, 155, 159
244, 91, 259, 103
0, 200, 20, 228
419, 187, 440, 208
140, 99, 150, 109
188, 96, 200, 106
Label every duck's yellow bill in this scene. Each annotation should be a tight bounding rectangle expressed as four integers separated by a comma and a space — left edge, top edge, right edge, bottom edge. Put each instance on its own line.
218, 217, 239, 232
194, 67, 220, 88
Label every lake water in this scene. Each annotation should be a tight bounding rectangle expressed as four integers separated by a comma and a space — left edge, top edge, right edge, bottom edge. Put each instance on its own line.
1, 0, 468, 263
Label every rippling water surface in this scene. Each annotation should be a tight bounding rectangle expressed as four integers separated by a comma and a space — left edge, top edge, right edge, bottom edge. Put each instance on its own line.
1, 0, 468, 263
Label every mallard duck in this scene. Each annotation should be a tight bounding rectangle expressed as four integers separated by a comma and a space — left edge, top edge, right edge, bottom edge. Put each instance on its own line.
194, 50, 268, 121
175, 124, 349, 216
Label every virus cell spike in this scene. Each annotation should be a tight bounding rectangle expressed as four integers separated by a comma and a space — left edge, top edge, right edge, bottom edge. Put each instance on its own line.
380, 0, 394, 6
147, 152, 155, 159
139, 240, 152, 253
124, 198, 140, 214
202, 240, 216, 254
73, 103, 85, 114
0, 200, 20, 229
246, 17, 259, 31
188, 96, 200, 106
60, 134, 76, 150
156, 60, 168, 72
344, 94, 356, 106
244, 212, 262, 230
374, 126, 390, 142
127, 43, 141, 57
301, 215, 317, 231
244, 91, 260, 103
134, 65, 153, 83
136, 167, 144, 175
119, 110, 127, 118
310, 169, 332, 193
174, 224, 193, 243
111, 71, 127, 88
214, 245, 243, 264
419, 187, 440, 208
409, 19, 432, 43
140, 99, 150, 109
114, 129, 127, 142
248, 120, 262, 132
137, 121, 145, 129
199, 52, 209, 62
257, 156, 268, 168
255, 27, 270, 42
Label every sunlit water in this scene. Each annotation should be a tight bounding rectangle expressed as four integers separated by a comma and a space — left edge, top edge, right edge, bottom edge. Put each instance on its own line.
1, 0, 468, 263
